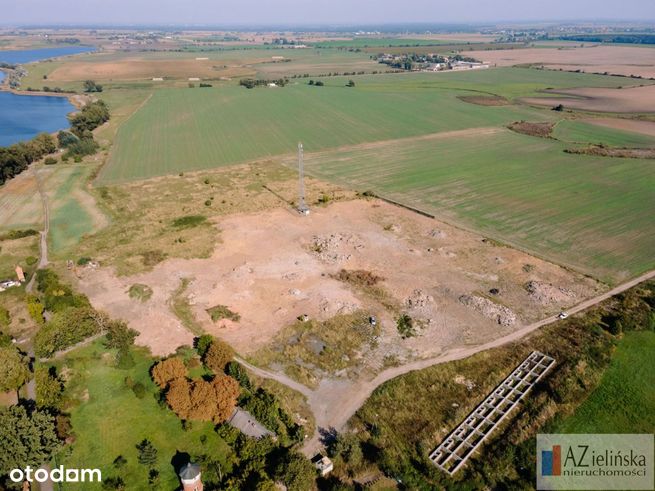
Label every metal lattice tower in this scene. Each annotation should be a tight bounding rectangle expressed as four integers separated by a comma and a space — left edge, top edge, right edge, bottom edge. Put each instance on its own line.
297, 142, 309, 214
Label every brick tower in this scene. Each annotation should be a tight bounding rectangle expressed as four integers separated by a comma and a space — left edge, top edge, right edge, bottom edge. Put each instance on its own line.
179, 462, 203, 491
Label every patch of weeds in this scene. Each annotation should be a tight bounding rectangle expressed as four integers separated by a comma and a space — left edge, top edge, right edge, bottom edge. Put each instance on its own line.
140, 250, 167, 267
332, 269, 384, 287
206, 304, 241, 322
172, 215, 207, 229
397, 313, 417, 339
128, 284, 153, 302
169, 278, 204, 336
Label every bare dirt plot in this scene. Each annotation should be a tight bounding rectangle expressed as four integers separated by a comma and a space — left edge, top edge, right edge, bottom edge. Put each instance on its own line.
75, 199, 601, 362
522, 85, 655, 113
46, 58, 255, 81
468, 45, 655, 79
582, 117, 655, 137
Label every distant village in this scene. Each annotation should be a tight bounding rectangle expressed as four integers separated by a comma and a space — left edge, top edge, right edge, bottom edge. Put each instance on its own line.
374, 52, 489, 72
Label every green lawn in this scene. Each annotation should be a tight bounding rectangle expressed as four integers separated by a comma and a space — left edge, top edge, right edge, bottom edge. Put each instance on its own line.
299, 128, 655, 282
554, 120, 655, 147
51, 341, 230, 490
555, 330, 655, 433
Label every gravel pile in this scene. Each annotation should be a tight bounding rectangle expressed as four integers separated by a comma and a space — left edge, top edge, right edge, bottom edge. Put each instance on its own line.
459, 294, 517, 326
525, 281, 576, 305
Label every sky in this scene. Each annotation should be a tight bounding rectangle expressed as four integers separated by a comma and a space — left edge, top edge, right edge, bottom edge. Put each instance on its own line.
1, 0, 654, 26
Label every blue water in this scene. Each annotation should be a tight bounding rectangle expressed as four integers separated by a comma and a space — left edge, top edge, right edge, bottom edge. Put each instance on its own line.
0, 91, 74, 146
0, 46, 95, 64
0, 46, 94, 146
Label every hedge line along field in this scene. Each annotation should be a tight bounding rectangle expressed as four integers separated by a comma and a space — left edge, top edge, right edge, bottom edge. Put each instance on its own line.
99, 68, 636, 183
297, 128, 655, 282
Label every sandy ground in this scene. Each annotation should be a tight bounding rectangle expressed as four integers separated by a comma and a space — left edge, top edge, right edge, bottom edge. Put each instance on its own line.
582, 117, 655, 137
76, 199, 601, 357
522, 85, 655, 113
469, 45, 655, 79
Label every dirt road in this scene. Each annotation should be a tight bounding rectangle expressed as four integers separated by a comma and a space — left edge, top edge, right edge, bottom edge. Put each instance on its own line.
239, 269, 655, 456
25, 166, 49, 293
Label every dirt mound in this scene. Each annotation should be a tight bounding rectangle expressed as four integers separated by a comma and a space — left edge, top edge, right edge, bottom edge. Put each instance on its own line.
310, 233, 364, 264
458, 95, 509, 106
525, 281, 576, 305
508, 121, 554, 138
459, 294, 517, 326
405, 289, 435, 309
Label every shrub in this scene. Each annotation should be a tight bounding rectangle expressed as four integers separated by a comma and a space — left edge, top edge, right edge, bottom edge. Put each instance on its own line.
128, 284, 153, 302
44, 157, 57, 165
25, 256, 37, 265
131, 382, 146, 399
35, 366, 64, 410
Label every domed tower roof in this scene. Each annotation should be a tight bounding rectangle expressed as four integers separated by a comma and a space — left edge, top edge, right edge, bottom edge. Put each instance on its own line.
179, 462, 201, 481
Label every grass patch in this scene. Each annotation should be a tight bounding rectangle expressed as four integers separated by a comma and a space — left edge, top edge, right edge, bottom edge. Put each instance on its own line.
554, 119, 655, 148
169, 278, 204, 336
49, 340, 230, 490
206, 304, 240, 322
253, 312, 380, 387
127, 283, 153, 302
555, 330, 655, 433
172, 215, 207, 229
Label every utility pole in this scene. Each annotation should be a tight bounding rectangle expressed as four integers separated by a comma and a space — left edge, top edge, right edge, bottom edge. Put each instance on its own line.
297, 142, 309, 215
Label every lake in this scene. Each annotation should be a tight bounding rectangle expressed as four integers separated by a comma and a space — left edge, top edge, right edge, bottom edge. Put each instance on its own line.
0, 46, 94, 147
0, 46, 95, 64
0, 91, 75, 147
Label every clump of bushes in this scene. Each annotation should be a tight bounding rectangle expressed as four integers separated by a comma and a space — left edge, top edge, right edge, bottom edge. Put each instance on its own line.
206, 304, 240, 322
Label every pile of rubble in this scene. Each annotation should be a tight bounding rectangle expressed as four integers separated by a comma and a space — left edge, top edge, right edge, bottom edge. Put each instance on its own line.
459, 294, 516, 326
405, 289, 435, 310
310, 233, 364, 264
525, 281, 576, 305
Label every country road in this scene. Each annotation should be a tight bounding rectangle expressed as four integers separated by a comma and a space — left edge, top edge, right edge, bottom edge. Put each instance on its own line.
237, 269, 655, 456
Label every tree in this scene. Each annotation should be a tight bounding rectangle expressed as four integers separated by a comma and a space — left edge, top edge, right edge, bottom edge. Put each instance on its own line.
105, 320, 138, 350
136, 439, 158, 468
274, 451, 316, 491
195, 334, 214, 357
83, 80, 103, 93
166, 374, 240, 424
346, 80, 355, 87
0, 405, 62, 475
203, 338, 235, 373
57, 130, 79, 148
151, 357, 187, 388
35, 366, 64, 411
0, 345, 30, 392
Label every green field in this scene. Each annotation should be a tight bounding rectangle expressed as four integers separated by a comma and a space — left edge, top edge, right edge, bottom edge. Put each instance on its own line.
100, 68, 638, 183
300, 128, 655, 281
555, 330, 655, 433
51, 341, 230, 490
311, 37, 461, 48
554, 119, 655, 147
